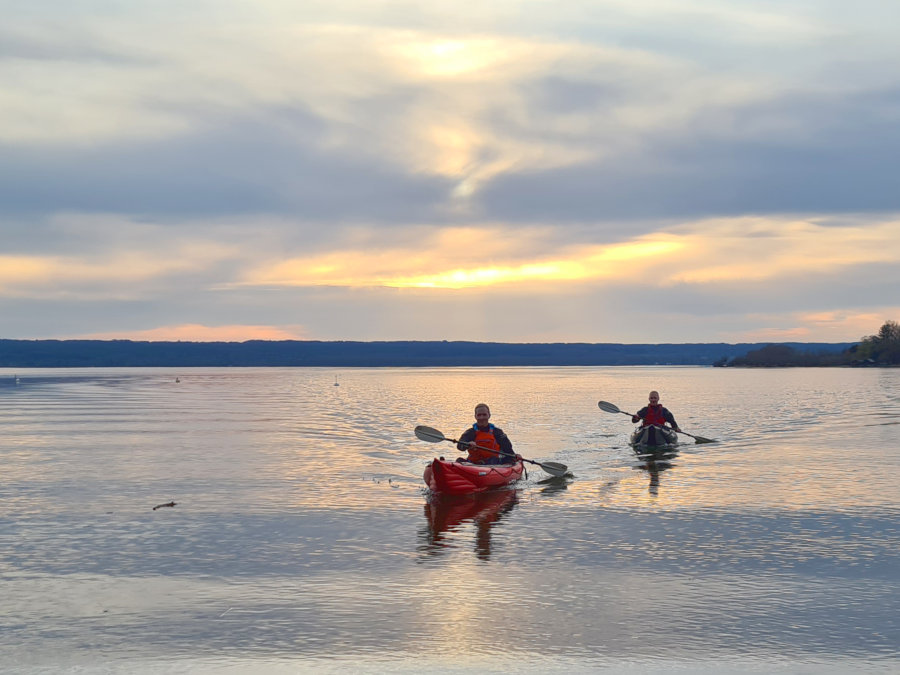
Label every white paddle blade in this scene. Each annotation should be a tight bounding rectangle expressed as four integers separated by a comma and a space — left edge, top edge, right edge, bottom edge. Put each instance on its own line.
597, 400, 621, 414
414, 425, 446, 443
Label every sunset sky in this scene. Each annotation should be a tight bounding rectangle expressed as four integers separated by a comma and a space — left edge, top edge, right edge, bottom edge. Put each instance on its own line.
3, 0, 899, 343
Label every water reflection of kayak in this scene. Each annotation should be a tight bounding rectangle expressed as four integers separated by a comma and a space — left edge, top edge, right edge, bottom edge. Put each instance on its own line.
424, 489, 518, 535
422, 489, 519, 560
423, 457, 524, 495
632, 444, 678, 496
630, 424, 678, 450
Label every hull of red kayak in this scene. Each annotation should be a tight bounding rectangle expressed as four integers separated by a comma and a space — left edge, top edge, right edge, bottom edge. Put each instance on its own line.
423, 458, 524, 495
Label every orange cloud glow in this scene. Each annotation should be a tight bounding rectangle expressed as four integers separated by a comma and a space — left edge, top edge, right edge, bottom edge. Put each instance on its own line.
245, 230, 684, 289
668, 217, 900, 284
0, 233, 238, 296
0, 255, 57, 285
720, 308, 900, 343
74, 324, 308, 341
240, 216, 900, 294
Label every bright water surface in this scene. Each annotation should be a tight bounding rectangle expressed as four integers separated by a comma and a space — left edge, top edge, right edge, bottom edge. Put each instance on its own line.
1, 366, 898, 673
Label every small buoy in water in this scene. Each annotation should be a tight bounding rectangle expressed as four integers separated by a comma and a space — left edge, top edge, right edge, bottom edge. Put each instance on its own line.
175, 377, 180, 383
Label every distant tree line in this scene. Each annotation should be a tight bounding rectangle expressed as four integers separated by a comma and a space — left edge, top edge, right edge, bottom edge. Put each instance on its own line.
715, 320, 899, 367
0, 338, 855, 368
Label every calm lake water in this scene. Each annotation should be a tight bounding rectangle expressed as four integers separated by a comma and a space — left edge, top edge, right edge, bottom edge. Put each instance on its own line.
1, 366, 898, 673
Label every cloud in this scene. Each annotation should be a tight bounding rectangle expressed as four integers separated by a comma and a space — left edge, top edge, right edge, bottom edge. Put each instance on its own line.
4, 3, 899, 229
72, 323, 309, 341
665, 216, 900, 284
477, 80, 900, 223
234, 215, 900, 292
716, 308, 900, 343
0, 11, 787, 222
1, 2, 899, 343
245, 233, 682, 289
0, 214, 240, 298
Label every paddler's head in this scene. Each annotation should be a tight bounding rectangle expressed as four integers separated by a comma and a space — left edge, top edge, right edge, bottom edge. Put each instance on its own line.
474, 403, 491, 426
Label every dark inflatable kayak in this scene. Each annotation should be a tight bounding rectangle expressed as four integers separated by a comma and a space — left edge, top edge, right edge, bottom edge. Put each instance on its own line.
423, 457, 525, 495
630, 424, 679, 449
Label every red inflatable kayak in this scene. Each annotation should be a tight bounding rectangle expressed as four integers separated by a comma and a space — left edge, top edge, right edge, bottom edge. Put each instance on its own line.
423, 457, 525, 495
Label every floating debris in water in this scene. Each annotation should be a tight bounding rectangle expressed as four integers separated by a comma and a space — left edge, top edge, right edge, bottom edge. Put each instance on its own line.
152, 501, 177, 510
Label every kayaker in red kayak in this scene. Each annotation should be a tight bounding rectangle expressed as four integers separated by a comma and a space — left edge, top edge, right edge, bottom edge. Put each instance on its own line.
456, 403, 518, 465
631, 390, 681, 432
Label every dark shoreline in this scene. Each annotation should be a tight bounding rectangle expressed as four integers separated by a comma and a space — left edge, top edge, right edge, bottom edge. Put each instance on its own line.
0, 338, 855, 368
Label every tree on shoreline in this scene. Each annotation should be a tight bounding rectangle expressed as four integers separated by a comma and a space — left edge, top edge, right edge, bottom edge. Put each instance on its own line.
852, 320, 900, 365
718, 320, 899, 367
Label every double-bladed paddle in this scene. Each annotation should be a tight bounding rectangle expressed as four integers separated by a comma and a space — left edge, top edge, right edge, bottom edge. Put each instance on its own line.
414, 425, 569, 477
597, 400, 716, 444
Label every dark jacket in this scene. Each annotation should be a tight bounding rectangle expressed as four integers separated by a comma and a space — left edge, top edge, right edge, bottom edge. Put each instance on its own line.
457, 424, 515, 464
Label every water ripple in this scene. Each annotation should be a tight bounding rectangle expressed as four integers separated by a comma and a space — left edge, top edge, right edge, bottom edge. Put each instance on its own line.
1, 366, 898, 672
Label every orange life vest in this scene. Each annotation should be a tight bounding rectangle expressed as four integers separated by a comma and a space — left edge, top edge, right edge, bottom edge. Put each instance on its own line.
468, 426, 501, 464
643, 404, 667, 426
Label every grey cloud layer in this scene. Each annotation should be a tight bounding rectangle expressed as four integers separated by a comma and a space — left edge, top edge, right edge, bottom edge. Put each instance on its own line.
0, 112, 451, 224
6, 85, 899, 240
5, 68, 900, 233
2, 1, 899, 341
481, 84, 900, 222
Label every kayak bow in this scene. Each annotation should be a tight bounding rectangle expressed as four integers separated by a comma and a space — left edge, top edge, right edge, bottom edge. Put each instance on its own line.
423, 457, 525, 495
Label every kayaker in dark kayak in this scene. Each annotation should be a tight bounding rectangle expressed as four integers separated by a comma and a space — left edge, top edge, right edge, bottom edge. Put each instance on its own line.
456, 403, 518, 465
631, 390, 681, 432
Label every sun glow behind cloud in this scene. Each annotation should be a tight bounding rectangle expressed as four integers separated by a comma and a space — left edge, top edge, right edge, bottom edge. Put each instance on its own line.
245, 232, 684, 289
389, 240, 683, 288
394, 38, 511, 78
240, 216, 900, 294
5, 215, 899, 307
